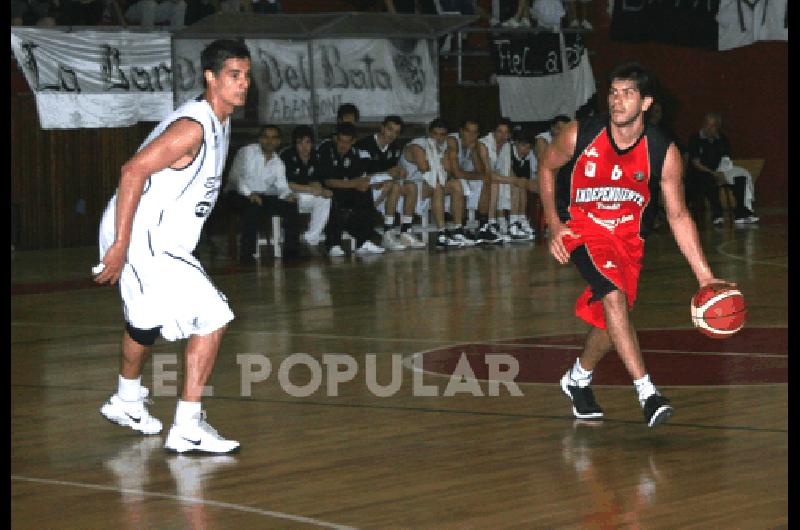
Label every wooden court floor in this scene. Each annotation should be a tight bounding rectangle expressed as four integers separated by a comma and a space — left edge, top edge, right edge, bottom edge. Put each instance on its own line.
11, 215, 788, 529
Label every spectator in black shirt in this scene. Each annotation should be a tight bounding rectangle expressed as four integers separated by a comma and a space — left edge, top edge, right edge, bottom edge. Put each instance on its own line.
280, 125, 333, 248
686, 112, 728, 225
318, 123, 385, 256
355, 115, 426, 251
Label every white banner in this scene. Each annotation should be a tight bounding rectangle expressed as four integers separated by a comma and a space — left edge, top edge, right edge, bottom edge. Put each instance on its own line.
10, 28, 175, 129
11, 28, 440, 129
717, 0, 788, 51
173, 37, 439, 124
495, 32, 595, 122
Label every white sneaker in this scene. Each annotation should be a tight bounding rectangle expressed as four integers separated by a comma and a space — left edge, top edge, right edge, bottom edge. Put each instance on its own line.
712, 217, 725, 226
520, 219, 536, 238
164, 411, 240, 454
356, 241, 386, 255
580, 19, 593, 30
450, 231, 476, 247
519, 16, 531, 28
399, 231, 426, 249
100, 388, 163, 435
382, 231, 406, 251
569, 19, 580, 28
509, 222, 534, 241
501, 16, 521, 28
328, 245, 345, 257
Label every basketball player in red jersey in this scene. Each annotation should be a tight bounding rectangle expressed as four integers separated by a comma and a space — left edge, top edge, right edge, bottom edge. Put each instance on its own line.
539, 62, 733, 427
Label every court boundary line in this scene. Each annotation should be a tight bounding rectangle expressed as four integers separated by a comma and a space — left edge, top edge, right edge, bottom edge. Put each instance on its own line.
10, 475, 358, 530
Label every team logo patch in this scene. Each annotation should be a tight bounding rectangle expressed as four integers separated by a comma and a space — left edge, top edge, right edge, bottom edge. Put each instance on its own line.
195, 201, 212, 217
584, 161, 596, 178
634, 171, 645, 181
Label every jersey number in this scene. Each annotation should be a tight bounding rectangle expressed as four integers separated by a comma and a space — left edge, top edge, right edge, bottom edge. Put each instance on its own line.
611, 164, 623, 181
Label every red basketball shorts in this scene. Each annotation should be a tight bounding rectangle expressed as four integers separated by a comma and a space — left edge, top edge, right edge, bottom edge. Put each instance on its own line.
561, 215, 644, 329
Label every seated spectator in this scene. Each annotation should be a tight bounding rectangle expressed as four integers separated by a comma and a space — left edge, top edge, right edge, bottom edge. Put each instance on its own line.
507, 127, 536, 240
280, 125, 333, 248
531, 0, 565, 31
685, 112, 727, 226
477, 117, 524, 242
318, 123, 386, 256
445, 118, 494, 244
356, 115, 426, 251
317, 102, 360, 151
228, 125, 306, 264
125, 0, 186, 27
564, 0, 592, 30
12, 0, 61, 25
498, 0, 531, 28
687, 112, 758, 226
399, 118, 469, 249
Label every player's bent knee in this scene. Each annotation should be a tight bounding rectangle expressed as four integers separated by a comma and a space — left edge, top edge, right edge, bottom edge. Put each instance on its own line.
126, 323, 161, 346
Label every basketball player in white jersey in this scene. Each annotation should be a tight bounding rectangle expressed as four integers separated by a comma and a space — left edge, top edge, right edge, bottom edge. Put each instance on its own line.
93, 39, 251, 453
399, 118, 467, 248
445, 118, 485, 245
477, 117, 526, 242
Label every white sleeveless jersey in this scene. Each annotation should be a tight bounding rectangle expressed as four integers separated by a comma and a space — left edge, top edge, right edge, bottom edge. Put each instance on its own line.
399, 136, 447, 184
479, 132, 511, 175
100, 97, 230, 257
448, 132, 475, 173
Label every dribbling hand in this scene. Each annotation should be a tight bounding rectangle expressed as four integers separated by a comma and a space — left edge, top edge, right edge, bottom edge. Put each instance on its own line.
549, 222, 578, 265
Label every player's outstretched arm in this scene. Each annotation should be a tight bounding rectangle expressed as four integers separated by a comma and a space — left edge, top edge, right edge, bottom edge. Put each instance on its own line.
94, 118, 204, 285
661, 143, 732, 288
539, 121, 578, 265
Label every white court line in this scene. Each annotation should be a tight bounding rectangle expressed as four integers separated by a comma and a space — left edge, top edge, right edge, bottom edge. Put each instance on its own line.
716, 239, 788, 268
11, 475, 358, 530
474, 343, 786, 358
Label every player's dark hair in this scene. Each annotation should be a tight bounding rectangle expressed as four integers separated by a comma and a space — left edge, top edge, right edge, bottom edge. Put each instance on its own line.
337, 103, 360, 123
608, 61, 657, 98
200, 39, 251, 88
383, 115, 404, 128
258, 124, 281, 137
428, 117, 448, 132
496, 117, 514, 131
291, 125, 315, 144
335, 122, 358, 139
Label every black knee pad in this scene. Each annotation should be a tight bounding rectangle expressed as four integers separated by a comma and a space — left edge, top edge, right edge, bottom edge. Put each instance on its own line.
126, 323, 161, 346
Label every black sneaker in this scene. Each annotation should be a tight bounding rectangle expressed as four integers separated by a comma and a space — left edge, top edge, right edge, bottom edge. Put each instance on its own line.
475, 224, 502, 245
642, 394, 674, 428
560, 372, 603, 419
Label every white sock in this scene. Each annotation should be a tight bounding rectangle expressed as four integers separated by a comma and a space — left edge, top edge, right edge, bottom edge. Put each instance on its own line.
569, 358, 592, 388
634, 374, 657, 406
175, 400, 202, 426
117, 375, 142, 402
401, 215, 413, 225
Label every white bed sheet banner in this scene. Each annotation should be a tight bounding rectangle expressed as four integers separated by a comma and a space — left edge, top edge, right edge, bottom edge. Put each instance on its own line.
10, 28, 175, 129
174, 37, 439, 125
717, 0, 788, 52
10, 28, 440, 129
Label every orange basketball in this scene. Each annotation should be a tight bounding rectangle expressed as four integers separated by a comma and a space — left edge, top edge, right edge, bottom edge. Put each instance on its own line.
690, 284, 747, 339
